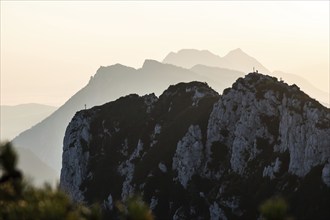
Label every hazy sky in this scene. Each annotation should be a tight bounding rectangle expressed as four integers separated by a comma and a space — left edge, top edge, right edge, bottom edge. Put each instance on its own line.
1, 1, 329, 106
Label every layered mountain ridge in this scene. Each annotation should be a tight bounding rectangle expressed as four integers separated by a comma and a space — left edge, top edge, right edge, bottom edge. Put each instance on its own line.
12, 48, 329, 186
12, 60, 244, 174
60, 73, 330, 220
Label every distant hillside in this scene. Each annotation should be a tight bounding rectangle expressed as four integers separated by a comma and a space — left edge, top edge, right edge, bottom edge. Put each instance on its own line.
0, 103, 57, 141
272, 71, 329, 107
16, 147, 58, 186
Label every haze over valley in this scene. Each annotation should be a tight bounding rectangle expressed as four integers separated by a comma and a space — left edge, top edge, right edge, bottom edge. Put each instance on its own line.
0, 103, 57, 141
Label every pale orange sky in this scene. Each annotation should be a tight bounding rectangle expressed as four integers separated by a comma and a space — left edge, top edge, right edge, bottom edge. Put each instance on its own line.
1, 1, 329, 106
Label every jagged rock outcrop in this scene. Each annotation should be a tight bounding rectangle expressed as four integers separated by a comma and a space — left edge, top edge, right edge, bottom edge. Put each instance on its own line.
61, 74, 330, 220
206, 73, 330, 177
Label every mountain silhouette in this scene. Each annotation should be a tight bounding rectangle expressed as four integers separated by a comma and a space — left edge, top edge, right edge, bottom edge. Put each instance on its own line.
12, 60, 244, 180
163, 48, 270, 74
163, 49, 329, 106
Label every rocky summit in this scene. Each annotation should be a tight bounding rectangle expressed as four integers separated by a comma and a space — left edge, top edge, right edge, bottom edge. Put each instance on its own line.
60, 73, 330, 220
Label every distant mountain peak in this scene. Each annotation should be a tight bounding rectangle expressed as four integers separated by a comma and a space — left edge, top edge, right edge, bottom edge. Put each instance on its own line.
177, 48, 217, 55
91, 63, 136, 82
142, 59, 163, 69
166, 49, 220, 59
97, 63, 135, 72
225, 48, 246, 56
163, 49, 221, 69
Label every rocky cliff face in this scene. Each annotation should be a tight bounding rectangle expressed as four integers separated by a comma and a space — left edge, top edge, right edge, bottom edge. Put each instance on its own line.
61, 73, 330, 220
